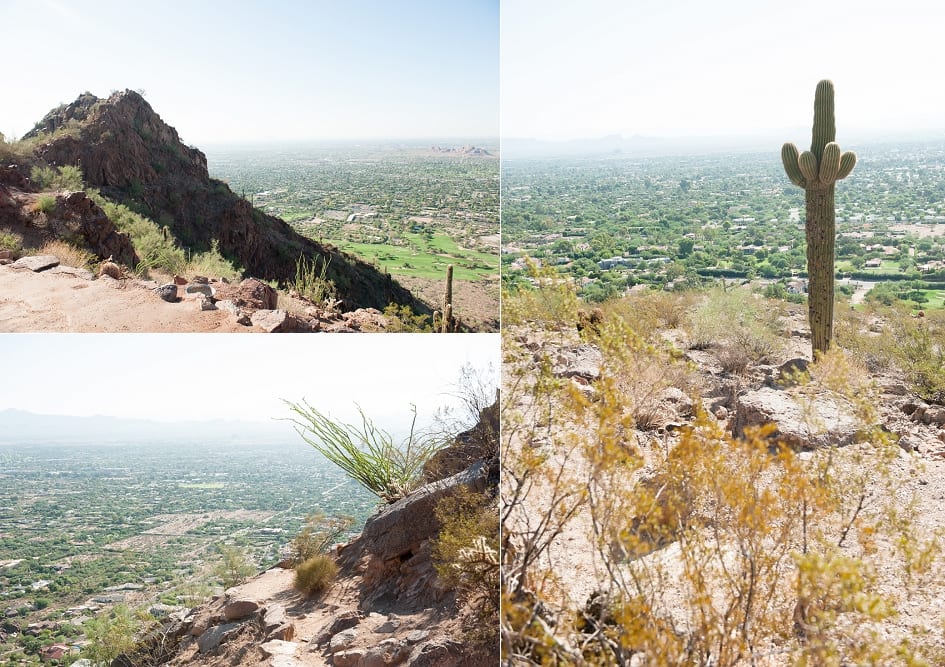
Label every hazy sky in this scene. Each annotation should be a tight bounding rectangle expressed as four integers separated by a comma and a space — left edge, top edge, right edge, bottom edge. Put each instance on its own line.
0, 334, 498, 431
502, 0, 945, 142
1, 0, 498, 144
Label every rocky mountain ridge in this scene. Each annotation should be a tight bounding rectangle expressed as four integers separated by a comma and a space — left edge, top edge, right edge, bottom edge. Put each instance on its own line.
5, 90, 426, 314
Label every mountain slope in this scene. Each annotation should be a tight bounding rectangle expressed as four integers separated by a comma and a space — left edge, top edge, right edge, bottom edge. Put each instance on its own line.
22, 90, 425, 313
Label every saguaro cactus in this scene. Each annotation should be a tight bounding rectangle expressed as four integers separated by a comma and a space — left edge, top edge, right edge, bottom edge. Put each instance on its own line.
781, 80, 856, 355
442, 264, 456, 333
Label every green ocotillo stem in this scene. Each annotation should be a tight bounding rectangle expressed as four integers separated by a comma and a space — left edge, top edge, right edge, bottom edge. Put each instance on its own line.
805, 187, 835, 355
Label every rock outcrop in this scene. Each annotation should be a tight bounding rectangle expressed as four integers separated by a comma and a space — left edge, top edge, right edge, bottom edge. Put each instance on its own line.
21, 90, 426, 314
130, 399, 500, 666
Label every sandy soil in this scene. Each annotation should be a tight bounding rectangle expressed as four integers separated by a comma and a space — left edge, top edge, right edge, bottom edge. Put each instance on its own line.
395, 274, 499, 332
0, 264, 252, 333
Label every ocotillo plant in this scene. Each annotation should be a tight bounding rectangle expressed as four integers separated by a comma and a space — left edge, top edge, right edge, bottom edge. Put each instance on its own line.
782, 80, 856, 355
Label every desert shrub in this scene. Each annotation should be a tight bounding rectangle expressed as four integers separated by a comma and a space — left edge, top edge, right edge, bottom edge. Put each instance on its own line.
38, 239, 94, 270
81, 605, 140, 665
293, 555, 338, 597
34, 194, 57, 214
502, 257, 580, 330
285, 402, 446, 503
213, 544, 255, 589
30, 164, 84, 191
293, 253, 336, 305
382, 303, 434, 332
91, 192, 187, 274
502, 304, 943, 665
686, 287, 784, 363
603, 289, 697, 341
186, 239, 242, 282
0, 231, 22, 252
433, 487, 499, 644
289, 514, 352, 566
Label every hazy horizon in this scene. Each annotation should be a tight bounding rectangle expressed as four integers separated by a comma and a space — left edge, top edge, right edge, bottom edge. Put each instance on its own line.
0, 335, 498, 436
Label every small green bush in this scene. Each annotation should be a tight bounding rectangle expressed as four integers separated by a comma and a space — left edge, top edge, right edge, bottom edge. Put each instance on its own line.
0, 232, 22, 252
293, 254, 336, 304
187, 239, 242, 282
34, 195, 57, 214
293, 555, 338, 597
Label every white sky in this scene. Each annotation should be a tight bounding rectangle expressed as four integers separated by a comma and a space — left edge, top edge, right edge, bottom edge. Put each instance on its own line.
0, 0, 498, 143
502, 0, 945, 141
0, 334, 498, 432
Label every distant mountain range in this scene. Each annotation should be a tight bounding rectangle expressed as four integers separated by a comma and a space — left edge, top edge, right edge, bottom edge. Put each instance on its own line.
0, 409, 293, 444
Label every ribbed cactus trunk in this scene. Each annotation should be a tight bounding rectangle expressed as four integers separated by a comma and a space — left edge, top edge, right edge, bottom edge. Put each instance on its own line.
781, 80, 856, 357
805, 187, 835, 354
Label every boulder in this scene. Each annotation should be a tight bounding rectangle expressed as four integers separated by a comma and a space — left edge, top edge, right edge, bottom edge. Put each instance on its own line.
251, 309, 294, 332
184, 283, 214, 298
216, 278, 278, 311
222, 598, 259, 620
329, 627, 359, 653
12, 255, 59, 272
153, 284, 179, 302
734, 387, 860, 449
196, 622, 241, 653
311, 610, 362, 647
361, 461, 489, 560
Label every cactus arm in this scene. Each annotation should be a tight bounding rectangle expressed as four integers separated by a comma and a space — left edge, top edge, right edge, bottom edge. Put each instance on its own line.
781, 143, 806, 187
798, 151, 819, 183
836, 151, 856, 180
819, 142, 842, 184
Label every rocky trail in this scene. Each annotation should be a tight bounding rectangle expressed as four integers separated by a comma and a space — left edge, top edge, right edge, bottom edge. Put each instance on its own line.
0, 255, 398, 333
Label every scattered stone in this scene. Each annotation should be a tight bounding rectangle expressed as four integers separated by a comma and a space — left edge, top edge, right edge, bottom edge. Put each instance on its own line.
549, 343, 602, 380
0, 250, 14, 260
12, 255, 59, 272
329, 628, 358, 653
173, 275, 187, 285
222, 598, 259, 621
408, 641, 464, 667
405, 630, 429, 644
263, 604, 288, 632
153, 283, 179, 302
251, 309, 294, 333
360, 639, 410, 667
196, 622, 241, 653
714, 405, 729, 421
333, 649, 365, 667
0, 259, 11, 265
374, 618, 401, 633
734, 387, 860, 449
923, 406, 945, 426
266, 623, 295, 642
185, 283, 215, 298
659, 387, 693, 419
311, 611, 361, 647
775, 358, 809, 386
196, 294, 216, 311
260, 639, 300, 657
899, 435, 922, 454
49, 265, 95, 280
192, 275, 210, 285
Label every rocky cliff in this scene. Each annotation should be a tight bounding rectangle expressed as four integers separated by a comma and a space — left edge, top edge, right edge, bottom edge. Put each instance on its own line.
125, 400, 499, 666
20, 90, 425, 313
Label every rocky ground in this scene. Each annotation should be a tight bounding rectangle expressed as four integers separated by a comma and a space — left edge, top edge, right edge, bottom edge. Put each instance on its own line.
0, 254, 408, 333
503, 302, 945, 663
121, 402, 499, 667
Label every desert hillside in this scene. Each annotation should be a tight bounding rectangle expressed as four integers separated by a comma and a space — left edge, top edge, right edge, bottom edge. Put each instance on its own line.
502, 283, 945, 665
